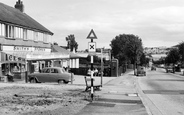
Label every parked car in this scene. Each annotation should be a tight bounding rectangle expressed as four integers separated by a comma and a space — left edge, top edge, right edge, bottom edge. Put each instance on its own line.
151, 66, 156, 71
28, 67, 74, 84
175, 65, 181, 72
165, 65, 174, 73
136, 66, 146, 76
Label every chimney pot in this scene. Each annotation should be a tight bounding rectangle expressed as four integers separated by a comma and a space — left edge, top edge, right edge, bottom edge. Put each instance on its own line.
15, 0, 24, 12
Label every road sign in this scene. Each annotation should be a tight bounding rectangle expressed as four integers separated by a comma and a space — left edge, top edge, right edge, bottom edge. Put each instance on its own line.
88, 42, 96, 52
87, 29, 97, 39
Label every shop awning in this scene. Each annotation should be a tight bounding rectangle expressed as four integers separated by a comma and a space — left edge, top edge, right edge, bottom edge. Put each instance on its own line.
52, 45, 82, 58
26, 52, 70, 60
0, 61, 25, 64
1, 51, 70, 61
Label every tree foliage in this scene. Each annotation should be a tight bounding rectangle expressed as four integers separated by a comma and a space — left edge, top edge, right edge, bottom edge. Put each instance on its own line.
153, 57, 165, 65
66, 34, 78, 52
178, 42, 184, 62
165, 48, 180, 65
110, 34, 143, 67
125, 35, 143, 65
140, 53, 150, 66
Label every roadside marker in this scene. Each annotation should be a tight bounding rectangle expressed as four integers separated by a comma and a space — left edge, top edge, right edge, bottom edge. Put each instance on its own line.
86, 29, 98, 101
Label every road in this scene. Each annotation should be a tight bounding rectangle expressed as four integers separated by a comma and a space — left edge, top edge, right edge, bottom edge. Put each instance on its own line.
137, 67, 184, 115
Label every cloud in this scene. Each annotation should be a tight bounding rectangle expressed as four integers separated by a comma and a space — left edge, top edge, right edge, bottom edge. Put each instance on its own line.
3, 0, 184, 50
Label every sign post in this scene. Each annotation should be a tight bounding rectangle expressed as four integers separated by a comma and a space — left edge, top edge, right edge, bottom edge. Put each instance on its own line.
87, 29, 97, 101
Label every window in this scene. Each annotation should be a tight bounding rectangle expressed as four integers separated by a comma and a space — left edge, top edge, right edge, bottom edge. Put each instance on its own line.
23, 29, 27, 40
60, 68, 65, 73
0, 23, 2, 36
54, 69, 58, 73
43, 33, 47, 43
27, 30, 34, 40
51, 69, 58, 73
1, 24, 5, 36
45, 69, 50, 73
0, 23, 5, 36
5, 25, 14, 38
34, 31, 38, 41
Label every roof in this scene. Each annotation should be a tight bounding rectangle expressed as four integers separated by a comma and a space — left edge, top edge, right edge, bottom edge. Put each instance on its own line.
52, 45, 82, 58
0, 2, 53, 35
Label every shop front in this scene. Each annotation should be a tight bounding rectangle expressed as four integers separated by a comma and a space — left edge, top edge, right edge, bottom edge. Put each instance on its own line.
26, 52, 70, 74
0, 45, 71, 82
0, 52, 26, 81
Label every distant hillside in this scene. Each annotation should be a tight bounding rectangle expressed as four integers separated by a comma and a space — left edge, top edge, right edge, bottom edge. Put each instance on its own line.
144, 46, 170, 55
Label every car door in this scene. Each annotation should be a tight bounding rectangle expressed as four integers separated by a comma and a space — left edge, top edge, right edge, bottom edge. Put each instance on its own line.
51, 68, 61, 82
38, 68, 51, 82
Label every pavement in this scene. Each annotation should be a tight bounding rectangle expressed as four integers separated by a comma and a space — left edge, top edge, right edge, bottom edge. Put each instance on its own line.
75, 70, 149, 115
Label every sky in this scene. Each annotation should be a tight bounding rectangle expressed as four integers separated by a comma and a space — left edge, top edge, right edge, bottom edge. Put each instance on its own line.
2, 0, 184, 50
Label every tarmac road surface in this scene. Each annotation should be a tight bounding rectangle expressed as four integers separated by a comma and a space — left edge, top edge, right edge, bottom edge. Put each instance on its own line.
137, 67, 184, 115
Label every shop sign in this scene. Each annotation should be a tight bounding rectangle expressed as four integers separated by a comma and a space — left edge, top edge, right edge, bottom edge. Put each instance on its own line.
2, 46, 51, 53
34, 47, 45, 52
14, 46, 32, 51
3, 46, 33, 52
6, 54, 22, 61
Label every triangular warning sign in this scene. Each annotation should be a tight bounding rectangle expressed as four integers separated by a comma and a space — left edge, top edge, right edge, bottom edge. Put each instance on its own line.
87, 29, 97, 39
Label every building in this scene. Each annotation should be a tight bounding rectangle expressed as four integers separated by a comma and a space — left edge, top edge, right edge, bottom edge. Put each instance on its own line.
0, 1, 69, 80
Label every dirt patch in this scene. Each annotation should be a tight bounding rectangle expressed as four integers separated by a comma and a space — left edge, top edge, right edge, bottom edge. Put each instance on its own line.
0, 85, 90, 115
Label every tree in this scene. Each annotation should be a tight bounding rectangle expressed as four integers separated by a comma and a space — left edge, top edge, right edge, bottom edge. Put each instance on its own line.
125, 35, 143, 69
66, 34, 78, 52
140, 53, 150, 66
110, 34, 143, 75
165, 48, 180, 73
110, 34, 129, 66
178, 42, 184, 62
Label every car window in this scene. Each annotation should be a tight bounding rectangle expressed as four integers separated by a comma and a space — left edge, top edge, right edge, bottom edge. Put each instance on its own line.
50, 69, 54, 73
59, 68, 65, 73
54, 69, 58, 73
41, 69, 47, 73
45, 69, 50, 73
49, 68, 59, 73
50, 69, 58, 73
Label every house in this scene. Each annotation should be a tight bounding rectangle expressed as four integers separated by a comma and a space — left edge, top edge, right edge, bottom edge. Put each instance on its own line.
0, 0, 69, 80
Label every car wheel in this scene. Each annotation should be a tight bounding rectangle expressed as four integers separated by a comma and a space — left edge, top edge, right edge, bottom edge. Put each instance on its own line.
58, 80, 68, 84
30, 77, 36, 83
63, 80, 69, 84
58, 80, 63, 84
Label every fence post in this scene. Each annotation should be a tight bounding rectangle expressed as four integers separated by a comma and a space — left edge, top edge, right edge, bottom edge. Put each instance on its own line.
25, 71, 28, 83
71, 73, 73, 84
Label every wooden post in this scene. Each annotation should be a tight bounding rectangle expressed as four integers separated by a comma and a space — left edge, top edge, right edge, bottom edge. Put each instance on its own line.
91, 55, 94, 101
101, 48, 103, 87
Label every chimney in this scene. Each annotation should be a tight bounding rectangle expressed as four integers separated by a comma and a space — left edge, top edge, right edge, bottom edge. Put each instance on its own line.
15, 0, 24, 12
